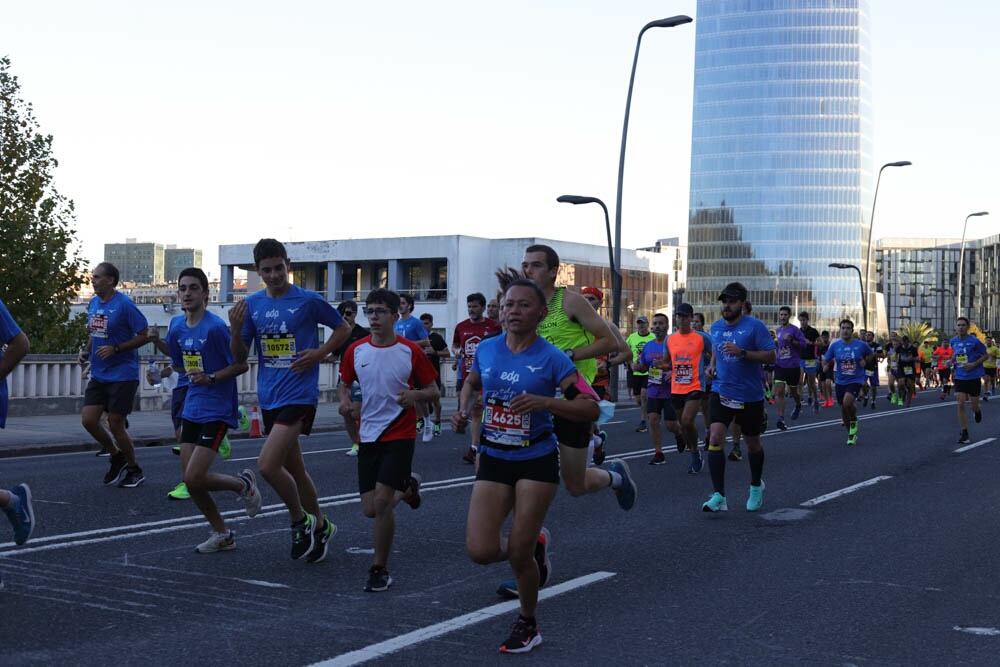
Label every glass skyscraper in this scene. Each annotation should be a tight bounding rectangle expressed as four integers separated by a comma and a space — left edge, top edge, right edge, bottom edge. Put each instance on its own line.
686, 0, 874, 330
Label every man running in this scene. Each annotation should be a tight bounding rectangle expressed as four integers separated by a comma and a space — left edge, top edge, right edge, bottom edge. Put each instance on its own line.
453, 292, 502, 463
862, 330, 883, 409
702, 282, 776, 513
982, 337, 997, 400
951, 317, 990, 444
337, 288, 437, 591
168, 268, 261, 553
78, 262, 148, 488
934, 338, 954, 400
896, 336, 920, 407
521, 244, 635, 507
823, 319, 874, 445
816, 331, 834, 407
230, 238, 350, 562
420, 312, 450, 436
797, 312, 821, 414
334, 300, 369, 457
666, 303, 712, 473
773, 306, 807, 430
634, 313, 685, 466
626, 316, 655, 432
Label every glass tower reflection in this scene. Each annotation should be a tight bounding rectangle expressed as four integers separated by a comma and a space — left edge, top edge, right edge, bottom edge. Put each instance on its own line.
686, 0, 874, 331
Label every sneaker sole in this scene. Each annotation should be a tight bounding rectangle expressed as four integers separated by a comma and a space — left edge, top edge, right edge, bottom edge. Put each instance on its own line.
104, 467, 128, 486
364, 576, 393, 592
500, 634, 542, 654
196, 542, 236, 554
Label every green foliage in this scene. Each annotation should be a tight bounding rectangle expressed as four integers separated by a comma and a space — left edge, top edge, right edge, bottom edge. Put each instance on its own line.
1, 56, 89, 353
896, 321, 937, 347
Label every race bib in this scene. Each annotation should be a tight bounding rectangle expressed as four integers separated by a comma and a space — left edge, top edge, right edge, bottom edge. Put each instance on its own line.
903, 366, 914, 375
90, 314, 109, 338
804, 359, 817, 370
865, 369, 874, 377
720, 395, 744, 410
182, 350, 204, 373
778, 346, 791, 360
673, 363, 693, 385
482, 396, 531, 447
956, 354, 968, 364
841, 360, 856, 374
262, 333, 297, 368
648, 366, 663, 384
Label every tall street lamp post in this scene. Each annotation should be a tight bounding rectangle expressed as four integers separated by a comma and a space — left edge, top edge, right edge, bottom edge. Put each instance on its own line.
556, 195, 616, 313
829, 262, 866, 330
865, 160, 911, 333
613, 14, 692, 329
957, 211, 990, 320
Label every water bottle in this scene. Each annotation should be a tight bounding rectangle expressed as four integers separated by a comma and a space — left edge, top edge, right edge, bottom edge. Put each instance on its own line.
148, 358, 161, 388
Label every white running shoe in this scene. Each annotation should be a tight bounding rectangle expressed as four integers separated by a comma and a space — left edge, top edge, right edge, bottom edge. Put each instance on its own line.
196, 530, 235, 553
422, 418, 434, 443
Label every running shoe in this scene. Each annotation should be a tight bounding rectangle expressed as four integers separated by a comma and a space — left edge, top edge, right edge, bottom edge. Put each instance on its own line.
648, 451, 666, 465
871, 400, 877, 410
496, 579, 519, 599
171, 445, 181, 455
95, 448, 111, 457
290, 513, 316, 560
675, 436, 686, 454
433, 422, 442, 437
791, 404, 802, 420
593, 431, 607, 466
167, 482, 190, 499
306, 515, 337, 564
218, 435, 232, 460
403, 473, 422, 510
776, 419, 788, 431
958, 431, 971, 444
635, 420, 648, 433
345, 443, 360, 457
535, 527, 551, 588
499, 617, 542, 654
702, 492, 729, 512
728, 445, 743, 462
118, 466, 145, 488
104, 452, 128, 486
3, 483, 34, 545
196, 529, 236, 553
862, 395, 869, 407
422, 419, 434, 443
415, 418, 424, 434
364, 565, 392, 592
813, 400, 820, 415
847, 433, 857, 446
983, 394, 990, 402
238, 469, 262, 517
746, 480, 765, 512
238, 405, 251, 430
975, 410, 983, 423
687, 452, 704, 474
462, 447, 477, 464
609, 459, 637, 511
940, 393, 947, 401
848, 420, 859, 437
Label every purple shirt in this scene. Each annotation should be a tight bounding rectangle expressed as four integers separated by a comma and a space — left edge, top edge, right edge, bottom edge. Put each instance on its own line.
775, 324, 808, 369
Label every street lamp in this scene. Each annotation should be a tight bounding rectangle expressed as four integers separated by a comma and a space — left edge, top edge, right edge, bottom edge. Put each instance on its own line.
865, 161, 911, 331
829, 262, 866, 330
613, 14, 692, 329
957, 211, 989, 320
556, 195, 617, 306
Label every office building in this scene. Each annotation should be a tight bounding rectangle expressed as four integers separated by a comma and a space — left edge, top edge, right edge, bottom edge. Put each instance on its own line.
686, 0, 874, 330
163, 246, 203, 282
104, 239, 165, 284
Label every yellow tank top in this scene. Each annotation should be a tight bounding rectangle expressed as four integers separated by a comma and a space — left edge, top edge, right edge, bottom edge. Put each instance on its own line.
537, 287, 597, 383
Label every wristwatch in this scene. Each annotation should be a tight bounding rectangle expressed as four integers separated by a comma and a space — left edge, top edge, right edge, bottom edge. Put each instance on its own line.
566, 349, 575, 360
208, 373, 217, 383
740, 349, 747, 359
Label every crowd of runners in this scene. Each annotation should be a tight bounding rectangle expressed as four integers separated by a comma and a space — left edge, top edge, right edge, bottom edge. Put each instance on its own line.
1, 239, 995, 653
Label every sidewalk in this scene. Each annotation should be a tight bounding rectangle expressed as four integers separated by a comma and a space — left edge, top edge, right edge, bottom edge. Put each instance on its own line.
0, 397, 462, 459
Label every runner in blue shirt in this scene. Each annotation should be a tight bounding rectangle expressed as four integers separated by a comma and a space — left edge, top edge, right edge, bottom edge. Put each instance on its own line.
166, 268, 259, 553
0, 299, 35, 577
703, 282, 776, 513
77, 262, 149, 488
822, 320, 874, 446
452, 279, 606, 654
951, 316, 990, 443
230, 238, 351, 563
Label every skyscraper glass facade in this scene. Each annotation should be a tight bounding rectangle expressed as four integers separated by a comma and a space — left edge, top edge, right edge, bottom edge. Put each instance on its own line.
686, 0, 873, 330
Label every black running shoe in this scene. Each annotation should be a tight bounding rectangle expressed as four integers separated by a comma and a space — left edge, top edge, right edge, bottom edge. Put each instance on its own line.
958, 431, 971, 444
364, 565, 392, 592
403, 473, 422, 510
461, 447, 477, 464
290, 513, 316, 560
635, 420, 648, 433
118, 466, 145, 488
975, 410, 982, 423
499, 616, 542, 654
728, 446, 743, 462
103, 452, 128, 486
306, 515, 337, 564
534, 528, 551, 588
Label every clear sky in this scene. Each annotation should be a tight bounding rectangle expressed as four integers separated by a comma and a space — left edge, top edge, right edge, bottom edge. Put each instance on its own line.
2, 1, 997, 278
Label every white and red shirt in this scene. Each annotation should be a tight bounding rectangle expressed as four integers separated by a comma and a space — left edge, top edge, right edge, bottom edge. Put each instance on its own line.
340, 335, 438, 443
453, 317, 502, 377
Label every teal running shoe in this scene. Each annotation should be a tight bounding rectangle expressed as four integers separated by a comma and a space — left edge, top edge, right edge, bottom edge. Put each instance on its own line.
746, 480, 765, 512
702, 492, 729, 512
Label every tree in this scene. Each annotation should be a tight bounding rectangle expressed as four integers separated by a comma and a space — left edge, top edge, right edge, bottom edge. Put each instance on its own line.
1, 56, 89, 353
896, 321, 937, 347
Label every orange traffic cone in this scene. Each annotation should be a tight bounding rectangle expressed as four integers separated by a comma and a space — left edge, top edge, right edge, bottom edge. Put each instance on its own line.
249, 405, 263, 437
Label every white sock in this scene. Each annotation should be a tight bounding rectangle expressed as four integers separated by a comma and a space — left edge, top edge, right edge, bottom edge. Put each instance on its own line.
608, 471, 623, 489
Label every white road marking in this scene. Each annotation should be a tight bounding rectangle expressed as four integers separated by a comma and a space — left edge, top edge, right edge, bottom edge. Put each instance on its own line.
954, 438, 995, 454
236, 579, 290, 589
308, 571, 617, 666
954, 626, 1000, 636
800, 476, 893, 507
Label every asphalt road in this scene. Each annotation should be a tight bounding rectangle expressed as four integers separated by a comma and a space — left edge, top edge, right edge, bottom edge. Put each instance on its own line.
1, 390, 998, 666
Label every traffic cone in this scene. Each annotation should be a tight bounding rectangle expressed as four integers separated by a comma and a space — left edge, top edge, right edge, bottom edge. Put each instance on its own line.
249, 405, 263, 437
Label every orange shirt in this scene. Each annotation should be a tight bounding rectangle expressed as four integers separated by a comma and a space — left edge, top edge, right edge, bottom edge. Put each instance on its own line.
666, 330, 708, 395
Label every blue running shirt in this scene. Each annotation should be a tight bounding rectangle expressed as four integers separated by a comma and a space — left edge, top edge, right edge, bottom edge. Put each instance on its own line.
394, 315, 426, 342
87, 291, 148, 383
164, 314, 190, 389
709, 316, 776, 403
241, 285, 344, 409
0, 299, 23, 428
473, 334, 578, 461
951, 335, 988, 381
824, 338, 872, 385
169, 312, 239, 427
638, 339, 671, 399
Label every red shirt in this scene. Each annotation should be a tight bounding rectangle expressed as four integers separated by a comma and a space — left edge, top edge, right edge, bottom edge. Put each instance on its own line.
453, 317, 502, 377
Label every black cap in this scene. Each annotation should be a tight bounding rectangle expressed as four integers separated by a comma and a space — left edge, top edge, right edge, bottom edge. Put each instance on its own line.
717, 282, 749, 302
636, 315, 649, 323
674, 302, 694, 316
